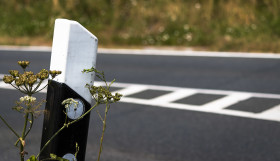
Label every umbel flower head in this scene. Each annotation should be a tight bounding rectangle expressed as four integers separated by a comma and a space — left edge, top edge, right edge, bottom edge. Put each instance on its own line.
3, 61, 62, 95
20, 95, 36, 103
13, 95, 46, 117
37, 69, 49, 80
3, 75, 15, 84
86, 84, 122, 104
18, 61, 30, 69
9, 70, 19, 77
49, 70, 62, 79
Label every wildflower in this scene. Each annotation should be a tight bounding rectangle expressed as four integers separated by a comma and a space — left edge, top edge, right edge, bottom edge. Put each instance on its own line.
18, 61, 30, 69
15, 78, 25, 86
27, 75, 37, 86
37, 69, 49, 80
9, 70, 19, 77
49, 70, 62, 79
113, 93, 123, 102
3, 75, 14, 84
24, 71, 34, 77
20, 96, 36, 103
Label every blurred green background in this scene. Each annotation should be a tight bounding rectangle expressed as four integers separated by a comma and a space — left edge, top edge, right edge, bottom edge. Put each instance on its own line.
0, 0, 280, 52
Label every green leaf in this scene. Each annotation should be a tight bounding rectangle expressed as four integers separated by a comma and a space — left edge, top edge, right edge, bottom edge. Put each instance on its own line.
27, 155, 38, 161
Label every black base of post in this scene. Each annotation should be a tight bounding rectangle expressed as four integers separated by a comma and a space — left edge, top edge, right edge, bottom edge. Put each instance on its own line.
40, 80, 91, 161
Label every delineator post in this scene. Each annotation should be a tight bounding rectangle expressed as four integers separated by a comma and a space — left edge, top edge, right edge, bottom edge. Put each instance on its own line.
40, 19, 98, 161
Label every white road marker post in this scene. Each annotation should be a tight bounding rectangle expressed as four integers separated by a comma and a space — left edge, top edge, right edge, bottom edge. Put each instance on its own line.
40, 19, 98, 161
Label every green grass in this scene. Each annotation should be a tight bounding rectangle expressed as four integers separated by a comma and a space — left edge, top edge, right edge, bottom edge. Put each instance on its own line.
1, 0, 280, 52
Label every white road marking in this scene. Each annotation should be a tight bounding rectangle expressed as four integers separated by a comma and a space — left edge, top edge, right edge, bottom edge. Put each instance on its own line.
200, 93, 252, 110
99, 48, 280, 59
1, 79, 280, 122
151, 89, 197, 103
1, 46, 280, 59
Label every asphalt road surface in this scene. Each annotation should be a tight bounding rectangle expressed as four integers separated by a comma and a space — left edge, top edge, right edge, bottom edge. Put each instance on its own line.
1, 48, 280, 161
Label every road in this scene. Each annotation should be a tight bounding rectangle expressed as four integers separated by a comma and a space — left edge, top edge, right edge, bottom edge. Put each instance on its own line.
1, 48, 280, 161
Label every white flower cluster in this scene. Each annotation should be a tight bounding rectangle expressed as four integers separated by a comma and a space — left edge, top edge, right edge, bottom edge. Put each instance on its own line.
20, 95, 36, 102
62, 98, 78, 109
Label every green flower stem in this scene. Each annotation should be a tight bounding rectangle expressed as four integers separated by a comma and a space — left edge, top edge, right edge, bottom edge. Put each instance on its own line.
34, 83, 48, 94
24, 113, 34, 138
97, 103, 110, 161
36, 123, 66, 159
32, 80, 43, 93
23, 84, 29, 93
11, 84, 28, 94
20, 112, 29, 161
0, 114, 20, 138
36, 102, 100, 160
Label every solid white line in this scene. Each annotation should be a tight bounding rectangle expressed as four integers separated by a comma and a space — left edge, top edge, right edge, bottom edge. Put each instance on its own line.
99, 48, 280, 59
113, 85, 149, 96
1, 46, 280, 59
0, 46, 52, 52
